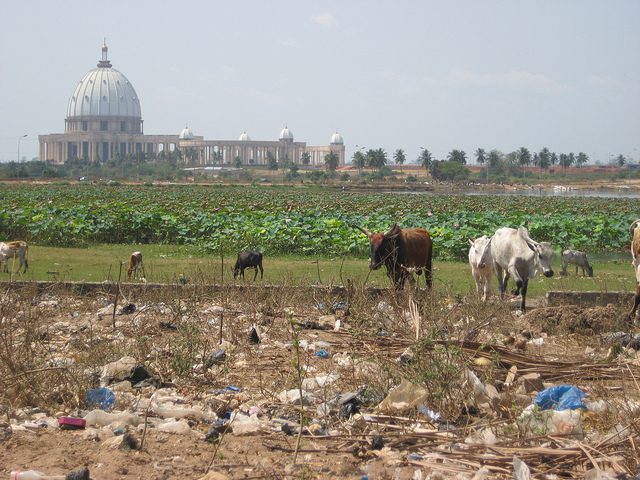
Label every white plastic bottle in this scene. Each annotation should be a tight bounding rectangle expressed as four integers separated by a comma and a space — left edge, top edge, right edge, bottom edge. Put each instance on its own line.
9, 471, 65, 480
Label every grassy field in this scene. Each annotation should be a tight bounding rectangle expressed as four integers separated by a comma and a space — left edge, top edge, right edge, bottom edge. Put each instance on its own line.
4, 244, 635, 301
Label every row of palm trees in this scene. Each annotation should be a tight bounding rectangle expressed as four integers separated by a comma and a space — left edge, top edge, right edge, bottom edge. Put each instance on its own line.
352, 146, 629, 177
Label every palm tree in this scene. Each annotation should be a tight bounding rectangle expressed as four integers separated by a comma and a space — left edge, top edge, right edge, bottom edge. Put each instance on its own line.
393, 149, 406, 166
487, 150, 501, 184
366, 148, 387, 171
325, 151, 339, 172
352, 151, 366, 179
536, 147, 551, 180
616, 154, 626, 168
475, 148, 486, 166
447, 149, 467, 164
576, 152, 589, 168
517, 147, 531, 182
558, 153, 572, 178
418, 149, 433, 181
301, 151, 311, 166
234, 155, 242, 169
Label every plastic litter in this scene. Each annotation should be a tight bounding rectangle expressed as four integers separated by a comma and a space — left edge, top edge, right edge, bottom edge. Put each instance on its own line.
302, 373, 339, 390
339, 402, 358, 419
204, 426, 219, 442
157, 419, 191, 435
64, 467, 90, 480
9, 472, 65, 480
58, 417, 85, 430
417, 404, 441, 422
230, 412, 263, 435
204, 350, 226, 368
100, 355, 136, 387
9, 467, 90, 480
85, 387, 115, 410
513, 456, 531, 480
377, 379, 427, 414
518, 404, 584, 439
83, 409, 139, 427
247, 327, 260, 344
314, 350, 330, 358
534, 385, 587, 411
370, 435, 384, 450
123, 365, 152, 385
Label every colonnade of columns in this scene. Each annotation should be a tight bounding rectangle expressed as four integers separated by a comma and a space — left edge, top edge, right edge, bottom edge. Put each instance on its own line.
39, 135, 345, 166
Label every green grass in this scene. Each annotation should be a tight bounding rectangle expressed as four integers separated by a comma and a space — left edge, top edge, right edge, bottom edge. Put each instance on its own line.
3, 245, 635, 301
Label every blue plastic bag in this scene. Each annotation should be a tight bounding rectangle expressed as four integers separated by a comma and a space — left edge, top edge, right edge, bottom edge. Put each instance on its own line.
534, 385, 586, 411
85, 387, 115, 410
314, 350, 330, 358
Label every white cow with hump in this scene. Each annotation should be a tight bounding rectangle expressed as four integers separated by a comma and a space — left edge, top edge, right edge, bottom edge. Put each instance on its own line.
468, 235, 494, 301
491, 227, 554, 312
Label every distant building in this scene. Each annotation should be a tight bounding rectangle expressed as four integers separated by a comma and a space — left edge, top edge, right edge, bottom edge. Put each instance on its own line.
39, 43, 345, 166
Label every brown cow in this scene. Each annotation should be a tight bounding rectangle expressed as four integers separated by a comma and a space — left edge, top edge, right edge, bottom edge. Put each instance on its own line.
0, 241, 29, 274
353, 223, 432, 289
628, 219, 640, 321
127, 251, 145, 279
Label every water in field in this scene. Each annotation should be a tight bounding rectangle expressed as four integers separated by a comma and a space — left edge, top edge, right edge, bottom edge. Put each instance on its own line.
397, 186, 640, 199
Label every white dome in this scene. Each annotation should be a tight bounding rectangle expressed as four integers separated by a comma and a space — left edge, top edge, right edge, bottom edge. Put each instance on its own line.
239, 131, 251, 141
179, 126, 194, 140
279, 125, 294, 142
67, 45, 141, 118
330, 131, 344, 145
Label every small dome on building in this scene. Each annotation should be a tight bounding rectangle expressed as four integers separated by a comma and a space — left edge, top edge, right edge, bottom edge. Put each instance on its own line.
179, 125, 194, 140
279, 125, 294, 142
330, 131, 344, 145
239, 131, 251, 141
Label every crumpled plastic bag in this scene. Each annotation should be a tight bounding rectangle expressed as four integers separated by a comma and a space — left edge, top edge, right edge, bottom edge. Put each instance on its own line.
534, 385, 586, 411
376, 379, 427, 414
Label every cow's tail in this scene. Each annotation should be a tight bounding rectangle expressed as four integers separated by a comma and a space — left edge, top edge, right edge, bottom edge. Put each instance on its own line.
24, 244, 28, 270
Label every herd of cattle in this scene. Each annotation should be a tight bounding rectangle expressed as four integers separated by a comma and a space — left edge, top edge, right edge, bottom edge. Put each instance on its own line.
2, 219, 640, 319
354, 223, 594, 313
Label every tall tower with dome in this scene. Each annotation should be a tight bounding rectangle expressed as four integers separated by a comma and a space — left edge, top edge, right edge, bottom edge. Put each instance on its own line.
39, 43, 345, 167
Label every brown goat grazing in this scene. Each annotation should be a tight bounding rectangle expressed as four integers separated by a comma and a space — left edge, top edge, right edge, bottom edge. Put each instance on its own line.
628, 220, 640, 321
0, 241, 29, 274
127, 251, 145, 279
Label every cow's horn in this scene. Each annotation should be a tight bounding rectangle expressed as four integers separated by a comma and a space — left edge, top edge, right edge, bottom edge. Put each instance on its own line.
630, 219, 640, 233
383, 223, 398, 236
352, 224, 371, 237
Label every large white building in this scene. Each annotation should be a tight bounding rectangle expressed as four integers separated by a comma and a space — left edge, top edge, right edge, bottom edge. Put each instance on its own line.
39, 44, 345, 166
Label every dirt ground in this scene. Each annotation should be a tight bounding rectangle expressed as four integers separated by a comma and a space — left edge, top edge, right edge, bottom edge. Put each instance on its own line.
1, 286, 639, 480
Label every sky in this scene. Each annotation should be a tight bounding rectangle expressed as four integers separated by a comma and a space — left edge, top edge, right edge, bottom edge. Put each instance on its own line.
0, 0, 638, 165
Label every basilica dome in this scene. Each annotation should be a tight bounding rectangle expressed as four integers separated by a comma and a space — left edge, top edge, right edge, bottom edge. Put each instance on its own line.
67, 44, 141, 118
330, 131, 344, 145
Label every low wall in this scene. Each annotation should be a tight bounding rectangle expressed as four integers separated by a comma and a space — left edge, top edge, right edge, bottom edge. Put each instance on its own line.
547, 290, 634, 307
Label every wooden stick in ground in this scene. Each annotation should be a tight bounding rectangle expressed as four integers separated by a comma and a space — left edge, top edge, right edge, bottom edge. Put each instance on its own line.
113, 261, 123, 329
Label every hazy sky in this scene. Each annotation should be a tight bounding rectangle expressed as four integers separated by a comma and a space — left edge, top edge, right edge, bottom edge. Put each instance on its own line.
1, 1, 638, 165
